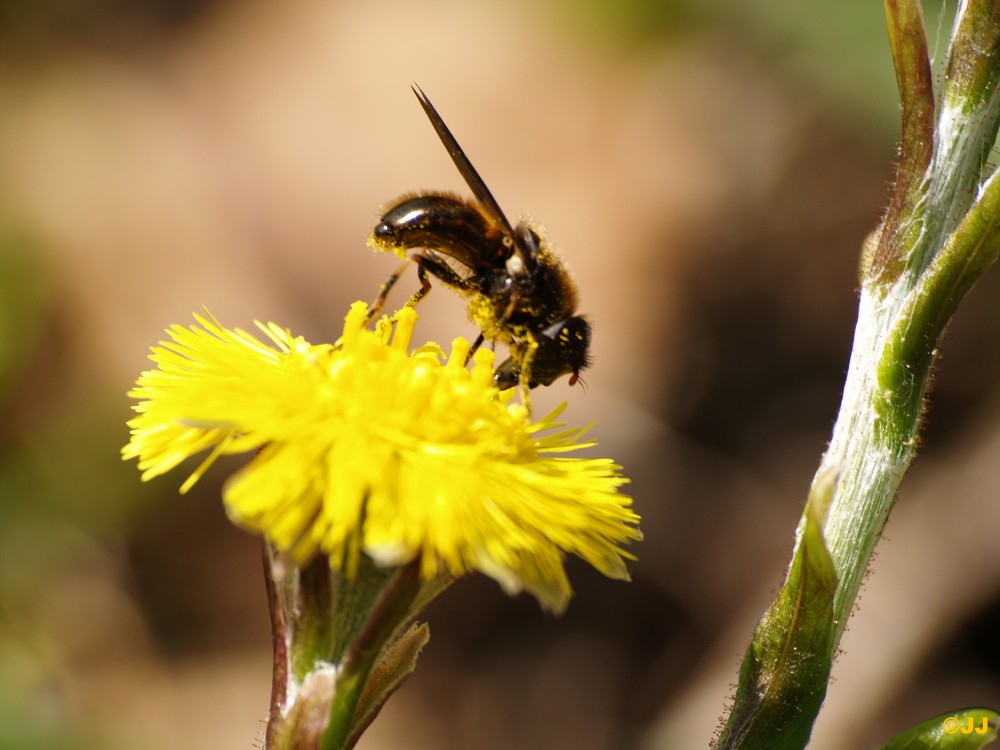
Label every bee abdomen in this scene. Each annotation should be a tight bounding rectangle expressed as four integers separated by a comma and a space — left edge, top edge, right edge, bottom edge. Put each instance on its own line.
370, 193, 506, 272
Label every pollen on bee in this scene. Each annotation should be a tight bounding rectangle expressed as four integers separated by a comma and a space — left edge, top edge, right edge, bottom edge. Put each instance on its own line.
466, 295, 508, 341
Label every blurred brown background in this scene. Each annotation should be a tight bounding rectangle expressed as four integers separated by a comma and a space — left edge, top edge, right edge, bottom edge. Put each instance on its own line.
2, 1, 999, 749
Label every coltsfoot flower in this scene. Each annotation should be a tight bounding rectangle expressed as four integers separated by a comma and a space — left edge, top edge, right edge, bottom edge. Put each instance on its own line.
123, 302, 640, 612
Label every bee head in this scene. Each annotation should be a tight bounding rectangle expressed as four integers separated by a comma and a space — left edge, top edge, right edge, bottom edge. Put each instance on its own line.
493, 316, 592, 390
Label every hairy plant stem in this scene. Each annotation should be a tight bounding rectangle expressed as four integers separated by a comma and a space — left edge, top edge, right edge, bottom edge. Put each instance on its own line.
810, 0, 1000, 655
714, 4, 1000, 749
807, 283, 917, 645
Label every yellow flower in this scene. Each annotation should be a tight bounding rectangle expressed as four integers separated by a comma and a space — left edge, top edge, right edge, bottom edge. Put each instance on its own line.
122, 302, 641, 612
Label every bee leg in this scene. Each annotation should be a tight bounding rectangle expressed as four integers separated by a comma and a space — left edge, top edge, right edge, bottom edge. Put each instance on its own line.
517, 335, 540, 409
413, 253, 478, 295
403, 262, 434, 308
367, 258, 412, 323
464, 332, 485, 365
500, 296, 518, 324
369, 252, 477, 323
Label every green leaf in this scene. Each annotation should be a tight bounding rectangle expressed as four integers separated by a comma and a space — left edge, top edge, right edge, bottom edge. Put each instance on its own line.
877, 709, 998, 750
873, 0, 934, 283
884, 0, 933, 187
875, 167, 1000, 444
343, 622, 431, 750
328, 557, 398, 665
907, 1, 1000, 277
715, 478, 838, 750
941, 2, 1000, 114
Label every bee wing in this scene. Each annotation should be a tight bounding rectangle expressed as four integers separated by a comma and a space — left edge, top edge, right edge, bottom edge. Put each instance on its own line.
412, 85, 517, 242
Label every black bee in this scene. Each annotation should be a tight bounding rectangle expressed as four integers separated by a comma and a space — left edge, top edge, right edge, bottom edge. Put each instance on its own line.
368, 85, 592, 391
